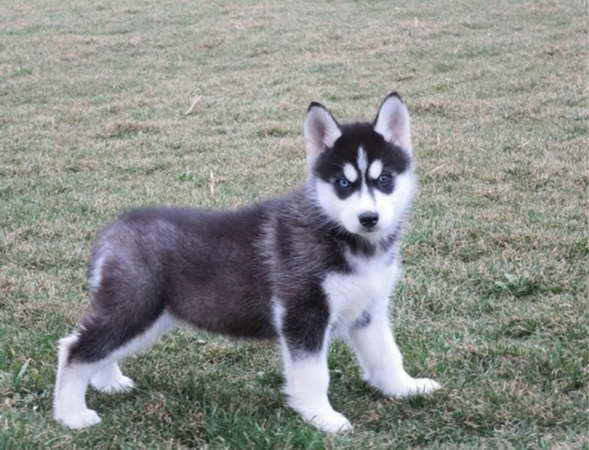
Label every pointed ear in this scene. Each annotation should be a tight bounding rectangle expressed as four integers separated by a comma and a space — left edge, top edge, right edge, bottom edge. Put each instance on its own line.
374, 92, 412, 155
304, 102, 342, 164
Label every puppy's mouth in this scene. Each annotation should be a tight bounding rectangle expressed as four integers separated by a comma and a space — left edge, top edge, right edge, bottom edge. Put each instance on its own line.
355, 225, 381, 237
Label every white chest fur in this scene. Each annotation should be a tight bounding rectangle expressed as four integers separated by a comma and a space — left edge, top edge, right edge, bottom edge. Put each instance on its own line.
322, 250, 401, 325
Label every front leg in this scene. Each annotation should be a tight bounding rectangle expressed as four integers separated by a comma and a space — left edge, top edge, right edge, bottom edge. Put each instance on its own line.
275, 300, 352, 433
348, 308, 441, 398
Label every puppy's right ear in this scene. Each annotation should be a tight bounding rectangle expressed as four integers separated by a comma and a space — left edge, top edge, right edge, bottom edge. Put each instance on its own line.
304, 102, 341, 167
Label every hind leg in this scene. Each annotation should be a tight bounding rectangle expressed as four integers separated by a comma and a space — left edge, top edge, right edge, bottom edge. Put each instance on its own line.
53, 334, 103, 429
90, 362, 135, 394
54, 312, 177, 429
89, 311, 176, 393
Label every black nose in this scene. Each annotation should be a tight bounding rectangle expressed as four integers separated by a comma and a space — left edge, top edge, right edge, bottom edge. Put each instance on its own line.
359, 212, 379, 229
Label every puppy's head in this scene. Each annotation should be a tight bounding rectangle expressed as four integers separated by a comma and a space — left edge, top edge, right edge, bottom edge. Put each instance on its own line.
304, 92, 416, 239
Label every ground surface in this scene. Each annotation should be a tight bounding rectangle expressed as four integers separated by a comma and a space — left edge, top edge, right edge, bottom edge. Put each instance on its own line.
0, 0, 587, 448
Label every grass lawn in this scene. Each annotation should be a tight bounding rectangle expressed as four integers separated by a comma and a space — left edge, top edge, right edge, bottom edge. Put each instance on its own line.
1, 0, 587, 448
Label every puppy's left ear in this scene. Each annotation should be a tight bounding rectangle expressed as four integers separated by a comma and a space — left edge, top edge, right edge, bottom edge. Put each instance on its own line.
374, 92, 412, 155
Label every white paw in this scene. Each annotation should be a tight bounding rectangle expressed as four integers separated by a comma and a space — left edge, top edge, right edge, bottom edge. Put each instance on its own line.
55, 408, 102, 429
311, 411, 352, 433
302, 409, 352, 433
382, 377, 441, 398
91, 374, 135, 394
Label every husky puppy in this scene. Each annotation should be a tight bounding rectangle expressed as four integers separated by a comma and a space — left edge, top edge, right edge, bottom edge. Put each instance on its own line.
54, 92, 441, 433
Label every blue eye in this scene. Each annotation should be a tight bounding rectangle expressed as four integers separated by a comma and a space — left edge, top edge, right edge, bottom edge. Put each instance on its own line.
337, 177, 351, 188
377, 173, 392, 184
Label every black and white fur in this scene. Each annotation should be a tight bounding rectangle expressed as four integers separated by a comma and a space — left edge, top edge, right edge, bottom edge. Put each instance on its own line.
54, 92, 441, 433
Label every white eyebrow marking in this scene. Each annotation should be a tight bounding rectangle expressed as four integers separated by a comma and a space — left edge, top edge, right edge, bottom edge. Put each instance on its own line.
343, 163, 358, 182
368, 159, 383, 180
357, 147, 368, 174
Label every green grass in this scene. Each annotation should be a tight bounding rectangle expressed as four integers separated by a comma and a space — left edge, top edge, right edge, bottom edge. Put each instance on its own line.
1, 0, 587, 448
